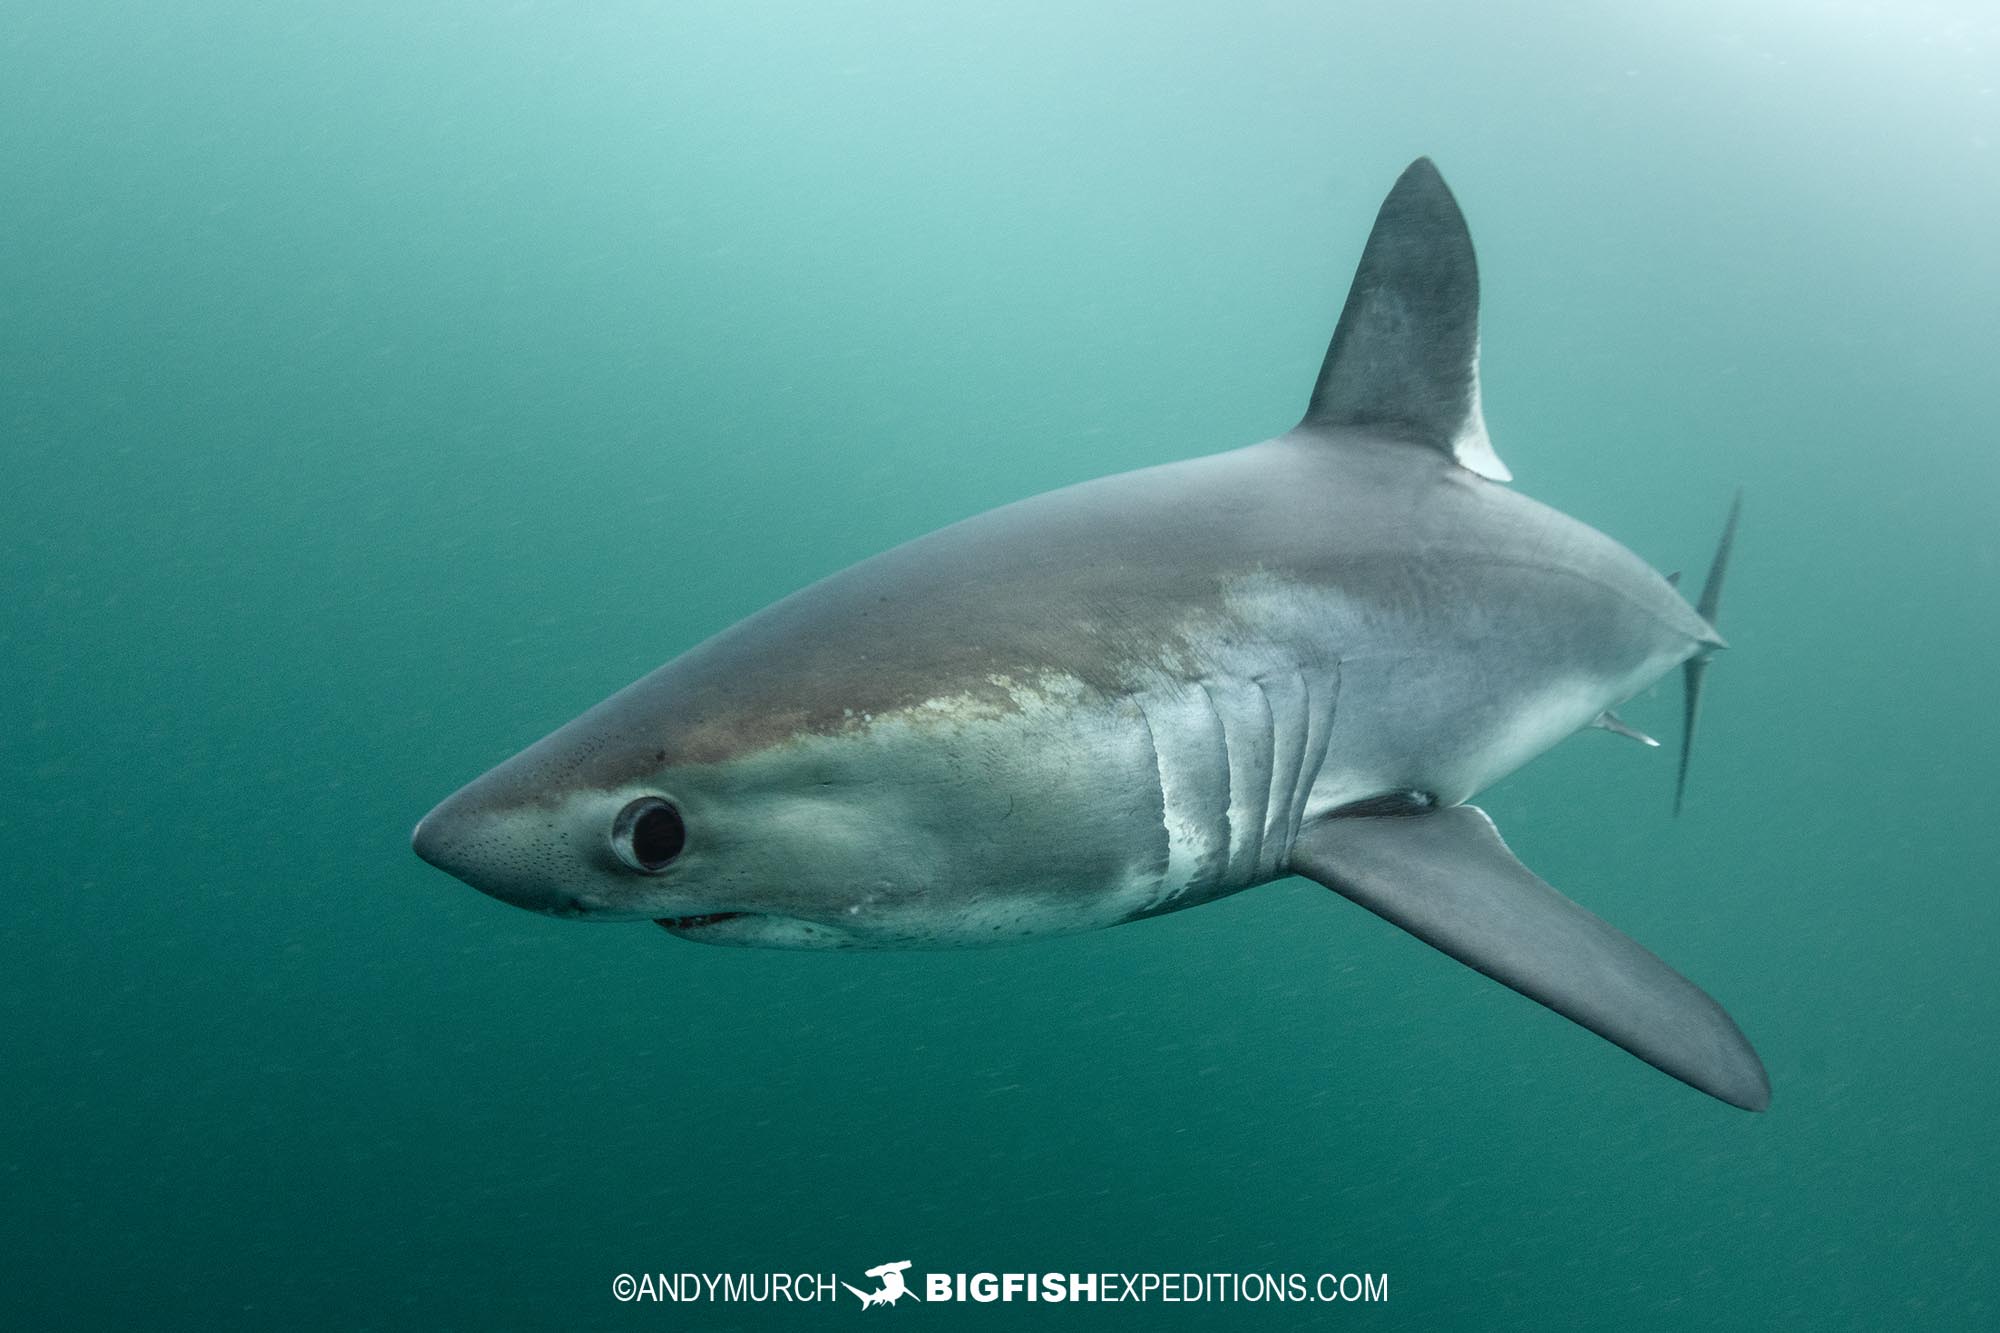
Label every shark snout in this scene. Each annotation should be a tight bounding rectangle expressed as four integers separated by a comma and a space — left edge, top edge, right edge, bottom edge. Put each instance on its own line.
409, 800, 474, 883
411, 786, 595, 918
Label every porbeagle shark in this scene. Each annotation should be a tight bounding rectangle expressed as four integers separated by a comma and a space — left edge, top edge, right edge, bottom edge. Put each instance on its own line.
414, 159, 1769, 1111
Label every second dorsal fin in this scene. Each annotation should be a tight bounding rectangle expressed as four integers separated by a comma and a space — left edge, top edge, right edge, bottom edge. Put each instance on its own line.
1301, 158, 1510, 482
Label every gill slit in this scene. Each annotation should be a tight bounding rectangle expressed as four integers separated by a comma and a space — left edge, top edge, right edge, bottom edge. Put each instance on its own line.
1288, 659, 1341, 850
1192, 678, 1239, 887
1245, 675, 1279, 874
1260, 669, 1311, 870
1130, 693, 1174, 909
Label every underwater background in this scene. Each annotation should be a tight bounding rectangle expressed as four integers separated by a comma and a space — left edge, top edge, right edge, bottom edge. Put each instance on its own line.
5, 1, 1996, 1328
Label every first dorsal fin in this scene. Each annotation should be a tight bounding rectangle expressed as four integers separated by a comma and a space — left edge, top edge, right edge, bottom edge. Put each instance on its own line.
1302, 158, 1510, 482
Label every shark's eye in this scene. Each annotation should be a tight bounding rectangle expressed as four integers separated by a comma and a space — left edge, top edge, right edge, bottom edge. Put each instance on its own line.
612, 797, 685, 872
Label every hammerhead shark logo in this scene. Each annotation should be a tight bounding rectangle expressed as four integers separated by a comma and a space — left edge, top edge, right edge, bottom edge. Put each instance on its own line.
843, 1260, 919, 1309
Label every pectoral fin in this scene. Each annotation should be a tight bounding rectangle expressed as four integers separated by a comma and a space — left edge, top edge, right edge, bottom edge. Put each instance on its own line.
1289, 805, 1769, 1110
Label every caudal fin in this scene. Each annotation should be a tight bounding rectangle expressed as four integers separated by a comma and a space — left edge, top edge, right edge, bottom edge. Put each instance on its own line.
1674, 491, 1743, 815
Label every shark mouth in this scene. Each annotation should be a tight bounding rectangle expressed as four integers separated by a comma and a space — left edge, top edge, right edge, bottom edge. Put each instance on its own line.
654, 912, 746, 932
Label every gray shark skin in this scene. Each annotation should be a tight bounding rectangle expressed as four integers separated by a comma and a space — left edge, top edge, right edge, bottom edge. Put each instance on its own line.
413, 159, 1769, 1111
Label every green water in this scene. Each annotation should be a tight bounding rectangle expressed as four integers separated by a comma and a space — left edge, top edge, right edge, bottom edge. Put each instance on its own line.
6, 2, 1996, 1328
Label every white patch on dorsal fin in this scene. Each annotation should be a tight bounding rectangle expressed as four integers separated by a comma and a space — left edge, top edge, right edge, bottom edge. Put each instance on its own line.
1301, 158, 1513, 483
1451, 342, 1510, 481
